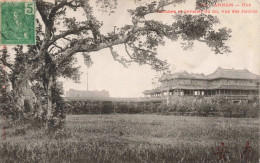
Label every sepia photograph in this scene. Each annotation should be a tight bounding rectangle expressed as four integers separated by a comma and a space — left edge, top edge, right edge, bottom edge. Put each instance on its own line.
0, 0, 259, 162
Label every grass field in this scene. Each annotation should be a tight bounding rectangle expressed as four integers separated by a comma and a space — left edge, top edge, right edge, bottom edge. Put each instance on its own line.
0, 114, 259, 162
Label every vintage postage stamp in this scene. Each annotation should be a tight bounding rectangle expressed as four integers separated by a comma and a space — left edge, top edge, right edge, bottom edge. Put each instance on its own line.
0, 1, 35, 45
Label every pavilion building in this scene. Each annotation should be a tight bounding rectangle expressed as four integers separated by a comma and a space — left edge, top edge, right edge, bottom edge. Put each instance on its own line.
143, 67, 259, 103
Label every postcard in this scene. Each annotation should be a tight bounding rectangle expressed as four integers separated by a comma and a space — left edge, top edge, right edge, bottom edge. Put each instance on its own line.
0, 0, 259, 162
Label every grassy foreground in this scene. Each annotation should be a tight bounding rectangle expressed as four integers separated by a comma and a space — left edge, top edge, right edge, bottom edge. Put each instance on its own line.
0, 114, 259, 163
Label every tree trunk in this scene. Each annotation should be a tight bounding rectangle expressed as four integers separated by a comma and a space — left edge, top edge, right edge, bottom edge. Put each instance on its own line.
46, 77, 53, 117
12, 78, 38, 120
45, 76, 53, 129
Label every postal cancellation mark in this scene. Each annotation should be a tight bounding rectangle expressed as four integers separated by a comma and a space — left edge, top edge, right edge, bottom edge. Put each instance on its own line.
0, 1, 35, 45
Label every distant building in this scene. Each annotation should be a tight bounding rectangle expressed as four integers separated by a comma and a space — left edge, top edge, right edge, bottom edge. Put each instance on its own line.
66, 89, 110, 100
143, 67, 259, 103
65, 89, 142, 102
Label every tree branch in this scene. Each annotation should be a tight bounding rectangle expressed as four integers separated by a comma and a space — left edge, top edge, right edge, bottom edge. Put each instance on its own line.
53, 43, 63, 51
0, 59, 14, 71
0, 49, 14, 71
36, 1, 48, 25
48, 26, 91, 46
109, 47, 129, 67
49, 1, 69, 21
55, 25, 180, 65
133, 46, 157, 56
124, 43, 134, 59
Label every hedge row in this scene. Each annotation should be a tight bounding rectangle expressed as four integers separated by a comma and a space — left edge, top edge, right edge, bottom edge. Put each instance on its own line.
65, 96, 259, 118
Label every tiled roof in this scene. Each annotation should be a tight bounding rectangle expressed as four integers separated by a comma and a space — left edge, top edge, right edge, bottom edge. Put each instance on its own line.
160, 71, 207, 81
207, 67, 259, 80
160, 67, 260, 81
146, 68, 259, 95
143, 87, 164, 94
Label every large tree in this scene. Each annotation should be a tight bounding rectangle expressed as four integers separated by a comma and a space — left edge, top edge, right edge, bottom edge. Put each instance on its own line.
0, 0, 231, 129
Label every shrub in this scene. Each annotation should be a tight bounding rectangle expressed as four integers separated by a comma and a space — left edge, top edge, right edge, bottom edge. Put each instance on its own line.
65, 96, 258, 118
247, 102, 259, 118
158, 103, 169, 115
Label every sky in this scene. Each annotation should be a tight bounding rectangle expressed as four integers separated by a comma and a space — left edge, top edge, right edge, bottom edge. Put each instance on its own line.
58, 0, 260, 97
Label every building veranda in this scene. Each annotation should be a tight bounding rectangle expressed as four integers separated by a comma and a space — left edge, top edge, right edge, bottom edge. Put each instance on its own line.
143, 67, 259, 103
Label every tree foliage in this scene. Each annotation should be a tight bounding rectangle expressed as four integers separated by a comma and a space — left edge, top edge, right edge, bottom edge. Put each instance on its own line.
0, 0, 232, 130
